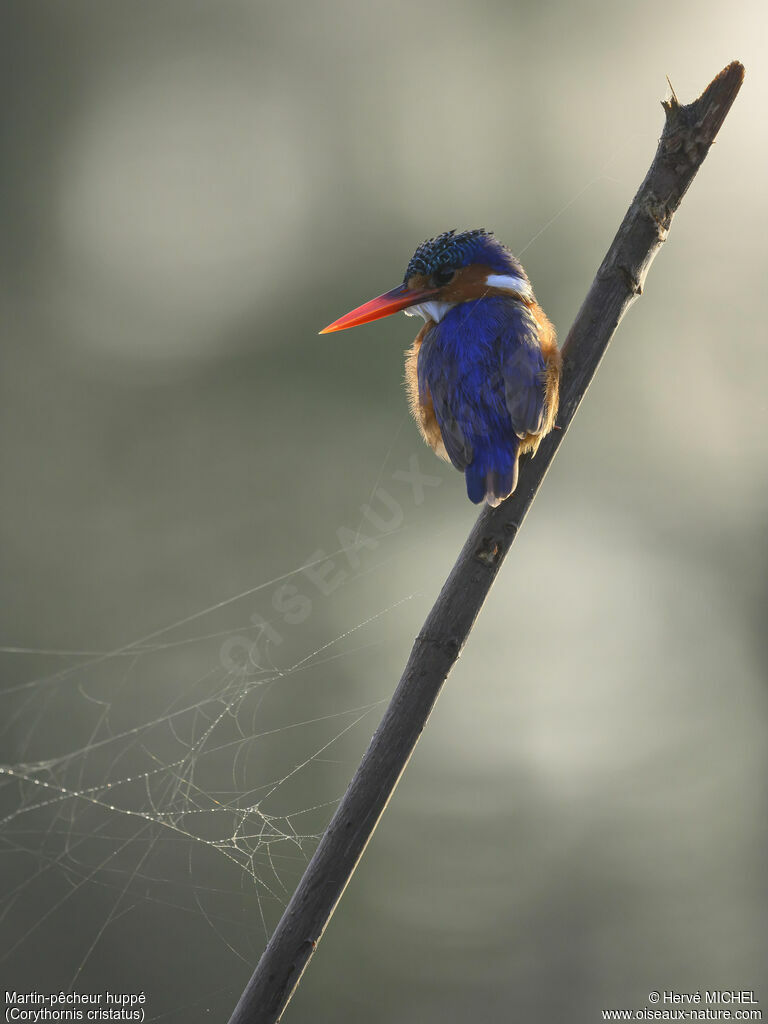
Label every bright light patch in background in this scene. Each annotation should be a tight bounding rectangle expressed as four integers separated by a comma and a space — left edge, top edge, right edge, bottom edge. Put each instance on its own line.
55, 54, 309, 361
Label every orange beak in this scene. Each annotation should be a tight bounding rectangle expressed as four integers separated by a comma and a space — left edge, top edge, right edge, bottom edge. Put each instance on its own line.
319, 283, 439, 334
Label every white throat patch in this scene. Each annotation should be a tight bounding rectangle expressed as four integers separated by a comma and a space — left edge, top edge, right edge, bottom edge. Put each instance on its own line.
403, 300, 456, 324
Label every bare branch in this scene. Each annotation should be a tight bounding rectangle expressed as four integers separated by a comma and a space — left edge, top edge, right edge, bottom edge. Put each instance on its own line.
228, 60, 744, 1024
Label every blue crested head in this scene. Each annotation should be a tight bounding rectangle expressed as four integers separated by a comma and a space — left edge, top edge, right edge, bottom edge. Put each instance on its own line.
320, 227, 534, 337
403, 228, 525, 283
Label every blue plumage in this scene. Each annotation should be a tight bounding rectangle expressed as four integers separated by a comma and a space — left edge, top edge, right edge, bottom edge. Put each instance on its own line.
417, 297, 546, 505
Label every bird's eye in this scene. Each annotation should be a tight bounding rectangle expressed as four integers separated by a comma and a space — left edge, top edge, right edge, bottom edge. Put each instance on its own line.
433, 267, 456, 287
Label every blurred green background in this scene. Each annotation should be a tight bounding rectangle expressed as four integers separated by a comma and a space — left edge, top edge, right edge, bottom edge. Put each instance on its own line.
1, 2, 766, 1022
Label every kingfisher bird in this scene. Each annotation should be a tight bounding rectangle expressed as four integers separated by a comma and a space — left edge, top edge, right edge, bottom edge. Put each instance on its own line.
320, 229, 561, 507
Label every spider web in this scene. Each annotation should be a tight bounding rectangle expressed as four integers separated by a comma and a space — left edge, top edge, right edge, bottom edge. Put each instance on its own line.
0, 588, 420, 919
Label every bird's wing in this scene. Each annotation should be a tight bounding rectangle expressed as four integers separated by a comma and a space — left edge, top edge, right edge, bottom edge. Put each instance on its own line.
417, 302, 547, 471
498, 305, 547, 439
417, 329, 473, 471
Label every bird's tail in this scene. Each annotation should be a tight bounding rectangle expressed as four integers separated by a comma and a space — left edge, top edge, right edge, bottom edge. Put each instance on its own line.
465, 446, 520, 507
